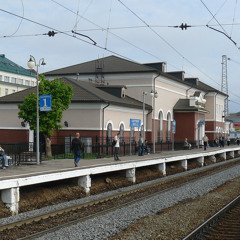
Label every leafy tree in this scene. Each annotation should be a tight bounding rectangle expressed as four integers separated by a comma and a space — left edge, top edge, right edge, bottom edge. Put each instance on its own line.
18, 75, 73, 157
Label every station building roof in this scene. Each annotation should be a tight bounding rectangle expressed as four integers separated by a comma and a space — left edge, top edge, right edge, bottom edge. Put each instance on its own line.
0, 77, 152, 110
44, 55, 227, 97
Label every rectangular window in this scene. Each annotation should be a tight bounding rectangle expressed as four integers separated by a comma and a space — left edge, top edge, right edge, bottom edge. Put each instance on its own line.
5, 88, 8, 95
4, 76, 10, 82
0, 75, 2, 81
18, 79, 23, 84
11, 77, 17, 83
25, 80, 30, 86
12, 90, 16, 93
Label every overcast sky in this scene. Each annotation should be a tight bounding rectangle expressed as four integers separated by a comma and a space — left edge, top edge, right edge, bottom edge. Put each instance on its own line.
1, 0, 240, 113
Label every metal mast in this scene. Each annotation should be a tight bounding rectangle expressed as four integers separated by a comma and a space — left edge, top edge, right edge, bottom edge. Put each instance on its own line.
221, 55, 229, 116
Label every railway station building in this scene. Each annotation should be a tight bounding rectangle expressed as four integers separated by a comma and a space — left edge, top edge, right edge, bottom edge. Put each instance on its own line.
0, 55, 229, 150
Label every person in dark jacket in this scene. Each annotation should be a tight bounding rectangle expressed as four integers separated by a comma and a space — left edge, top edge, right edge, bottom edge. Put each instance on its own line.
71, 132, 83, 167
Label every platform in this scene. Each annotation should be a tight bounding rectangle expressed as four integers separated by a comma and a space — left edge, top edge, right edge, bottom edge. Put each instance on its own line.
0, 146, 240, 215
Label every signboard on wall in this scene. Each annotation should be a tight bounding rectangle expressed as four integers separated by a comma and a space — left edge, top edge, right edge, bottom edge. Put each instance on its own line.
233, 123, 240, 128
130, 119, 141, 128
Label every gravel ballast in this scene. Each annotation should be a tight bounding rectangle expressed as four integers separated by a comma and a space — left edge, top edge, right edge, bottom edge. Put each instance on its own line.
28, 161, 240, 240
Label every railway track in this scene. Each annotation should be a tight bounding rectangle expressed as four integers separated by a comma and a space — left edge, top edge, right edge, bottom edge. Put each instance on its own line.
1, 158, 240, 240
183, 195, 240, 240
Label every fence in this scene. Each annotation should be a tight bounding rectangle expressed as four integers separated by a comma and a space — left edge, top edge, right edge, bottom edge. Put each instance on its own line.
0, 138, 208, 164
0, 142, 45, 165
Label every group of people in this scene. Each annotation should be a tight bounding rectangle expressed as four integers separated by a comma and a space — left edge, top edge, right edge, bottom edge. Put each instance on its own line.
214, 136, 226, 147
184, 134, 210, 151
71, 131, 240, 167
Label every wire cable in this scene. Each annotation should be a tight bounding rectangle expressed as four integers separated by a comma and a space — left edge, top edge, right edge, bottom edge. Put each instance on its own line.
5, 0, 24, 37
0, 7, 135, 62
200, 0, 239, 48
230, 0, 238, 37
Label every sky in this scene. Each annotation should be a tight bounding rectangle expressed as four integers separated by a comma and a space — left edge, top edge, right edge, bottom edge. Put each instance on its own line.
1, 0, 240, 113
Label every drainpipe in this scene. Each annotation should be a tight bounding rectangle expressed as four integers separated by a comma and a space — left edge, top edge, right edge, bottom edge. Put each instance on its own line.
152, 73, 161, 154
214, 93, 218, 139
102, 103, 110, 153
186, 85, 193, 98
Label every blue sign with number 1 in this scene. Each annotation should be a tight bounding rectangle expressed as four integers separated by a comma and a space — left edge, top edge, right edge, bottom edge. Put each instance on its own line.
40, 95, 52, 111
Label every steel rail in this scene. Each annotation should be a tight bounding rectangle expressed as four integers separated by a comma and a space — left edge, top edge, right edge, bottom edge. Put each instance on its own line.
0, 158, 240, 239
182, 195, 240, 240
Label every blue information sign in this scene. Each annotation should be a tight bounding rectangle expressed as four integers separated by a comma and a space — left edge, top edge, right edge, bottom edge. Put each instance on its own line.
40, 95, 52, 111
130, 119, 141, 127
172, 120, 176, 134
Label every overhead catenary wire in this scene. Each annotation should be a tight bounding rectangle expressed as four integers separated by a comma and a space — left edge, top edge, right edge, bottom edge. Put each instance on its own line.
5, 0, 24, 37
200, 0, 239, 48
1, 2, 239, 104
0, 7, 135, 63
230, 0, 238, 37
116, 0, 225, 90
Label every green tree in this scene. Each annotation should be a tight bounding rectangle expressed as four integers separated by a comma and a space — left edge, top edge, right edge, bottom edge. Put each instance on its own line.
18, 75, 73, 157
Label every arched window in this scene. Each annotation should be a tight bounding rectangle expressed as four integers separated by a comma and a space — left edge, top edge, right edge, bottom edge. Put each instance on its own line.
157, 111, 163, 142
166, 112, 171, 141
120, 123, 124, 143
107, 123, 112, 144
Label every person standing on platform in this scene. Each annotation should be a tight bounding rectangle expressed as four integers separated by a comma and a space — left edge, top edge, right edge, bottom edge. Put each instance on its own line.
138, 133, 144, 156
202, 134, 209, 150
114, 132, 120, 161
71, 132, 83, 167
227, 136, 230, 146
0, 145, 8, 169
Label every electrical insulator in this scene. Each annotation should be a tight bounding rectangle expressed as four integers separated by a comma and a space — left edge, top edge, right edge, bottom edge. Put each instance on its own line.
48, 31, 55, 37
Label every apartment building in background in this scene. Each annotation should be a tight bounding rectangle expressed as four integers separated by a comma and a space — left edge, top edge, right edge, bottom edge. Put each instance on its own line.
0, 54, 36, 97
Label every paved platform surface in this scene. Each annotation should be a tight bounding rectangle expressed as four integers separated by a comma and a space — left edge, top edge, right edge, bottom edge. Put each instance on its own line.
0, 146, 235, 181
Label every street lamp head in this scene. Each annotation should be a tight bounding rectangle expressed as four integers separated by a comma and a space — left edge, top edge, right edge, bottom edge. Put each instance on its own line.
27, 56, 36, 69
41, 59, 46, 66
150, 90, 158, 98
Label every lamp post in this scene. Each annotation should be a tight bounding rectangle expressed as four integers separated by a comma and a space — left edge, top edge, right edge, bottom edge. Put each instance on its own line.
142, 92, 147, 143
150, 89, 158, 153
151, 73, 160, 154
27, 55, 46, 165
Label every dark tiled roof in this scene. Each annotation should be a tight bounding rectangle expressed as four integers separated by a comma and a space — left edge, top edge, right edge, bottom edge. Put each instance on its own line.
44, 55, 155, 76
0, 54, 36, 77
44, 55, 227, 97
226, 112, 240, 122
173, 99, 208, 113
0, 77, 151, 110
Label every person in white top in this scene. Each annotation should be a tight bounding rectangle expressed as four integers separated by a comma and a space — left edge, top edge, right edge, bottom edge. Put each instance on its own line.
114, 132, 120, 161
202, 134, 209, 150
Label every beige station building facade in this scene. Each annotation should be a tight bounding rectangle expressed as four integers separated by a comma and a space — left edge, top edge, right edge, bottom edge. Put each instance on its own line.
0, 55, 229, 149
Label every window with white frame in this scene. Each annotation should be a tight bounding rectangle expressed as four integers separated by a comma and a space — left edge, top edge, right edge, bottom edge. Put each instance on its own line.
18, 79, 23, 84
11, 77, 17, 83
25, 80, 30, 86
5, 88, 8, 95
157, 111, 163, 142
107, 123, 112, 144
0, 75, 2, 81
4, 76, 10, 82
119, 123, 124, 143
12, 89, 16, 93
166, 112, 171, 141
